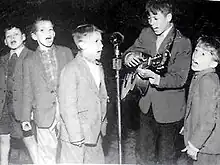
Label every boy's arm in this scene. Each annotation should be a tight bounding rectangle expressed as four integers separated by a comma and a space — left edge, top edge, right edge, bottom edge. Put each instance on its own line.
59, 66, 84, 143
22, 57, 34, 123
65, 47, 74, 62
189, 76, 218, 149
123, 28, 150, 67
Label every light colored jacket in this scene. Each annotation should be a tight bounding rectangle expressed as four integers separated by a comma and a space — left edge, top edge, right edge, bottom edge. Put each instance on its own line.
59, 54, 108, 144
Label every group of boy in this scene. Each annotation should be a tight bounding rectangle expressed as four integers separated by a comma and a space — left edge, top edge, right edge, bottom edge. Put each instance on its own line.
0, 18, 108, 164
1, 0, 220, 165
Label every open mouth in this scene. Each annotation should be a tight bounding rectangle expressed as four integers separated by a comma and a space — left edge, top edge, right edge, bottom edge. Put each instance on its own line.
11, 41, 16, 44
46, 37, 52, 40
192, 60, 198, 65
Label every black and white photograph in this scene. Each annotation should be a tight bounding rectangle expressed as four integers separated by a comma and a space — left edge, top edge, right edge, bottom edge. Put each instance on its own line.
1, 0, 220, 165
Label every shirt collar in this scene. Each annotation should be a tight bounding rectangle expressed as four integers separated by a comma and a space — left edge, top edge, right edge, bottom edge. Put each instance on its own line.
37, 45, 55, 54
10, 45, 25, 58
80, 53, 101, 66
157, 24, 173, 41
194, 68, 216, 79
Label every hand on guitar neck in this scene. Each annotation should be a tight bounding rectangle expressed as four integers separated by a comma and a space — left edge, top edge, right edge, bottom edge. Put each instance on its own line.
125, 51, 169, 75
121, 51, 169, 99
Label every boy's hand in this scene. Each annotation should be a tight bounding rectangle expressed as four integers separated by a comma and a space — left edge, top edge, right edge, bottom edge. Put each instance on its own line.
137, 68, 160, 85
181, 145, 198, 160
125, 52, 142, 67
101, 120, 108, 136
21, 121, 32, 131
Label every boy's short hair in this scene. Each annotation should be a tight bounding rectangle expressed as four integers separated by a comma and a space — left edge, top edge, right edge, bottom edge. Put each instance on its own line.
145, 0, 173, 16
31, 17, 54, 34
197, 35, 220, 63
4, 23, 24, 37
72, 24, 103, 49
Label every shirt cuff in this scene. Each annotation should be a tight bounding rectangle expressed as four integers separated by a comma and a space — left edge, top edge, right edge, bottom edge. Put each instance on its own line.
149, 74, 160, 86
188, 141, 199, 152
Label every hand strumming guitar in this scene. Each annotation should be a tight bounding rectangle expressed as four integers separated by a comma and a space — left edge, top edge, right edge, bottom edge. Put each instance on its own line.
124, 52, 143, 67
121, 50, 169, 98
136, 68, 160, 86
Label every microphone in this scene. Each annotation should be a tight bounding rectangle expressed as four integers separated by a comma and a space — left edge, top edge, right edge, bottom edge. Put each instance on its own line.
110, 32, 124, 46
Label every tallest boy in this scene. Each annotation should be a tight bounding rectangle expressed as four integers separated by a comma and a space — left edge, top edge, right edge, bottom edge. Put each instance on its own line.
123, 0, 192, 164
21, 18, 73, 164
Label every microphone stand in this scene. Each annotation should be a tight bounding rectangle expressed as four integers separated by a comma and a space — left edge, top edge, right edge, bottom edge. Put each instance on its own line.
112, 42, 122, 165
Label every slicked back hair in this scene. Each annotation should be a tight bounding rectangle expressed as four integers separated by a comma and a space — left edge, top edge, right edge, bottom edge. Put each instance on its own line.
72, 24, 102, 49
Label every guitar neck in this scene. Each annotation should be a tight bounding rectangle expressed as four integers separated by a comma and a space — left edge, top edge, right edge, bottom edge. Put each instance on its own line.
139, 56, 152, 69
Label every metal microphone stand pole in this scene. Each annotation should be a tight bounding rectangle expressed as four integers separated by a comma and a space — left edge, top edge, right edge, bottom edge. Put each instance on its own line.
112, 43, 122, 165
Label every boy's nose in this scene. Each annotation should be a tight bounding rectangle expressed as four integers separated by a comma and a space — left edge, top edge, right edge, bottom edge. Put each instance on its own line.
100, 43, 103, 48
148, 19, 153, 26
148, 19, 155, 26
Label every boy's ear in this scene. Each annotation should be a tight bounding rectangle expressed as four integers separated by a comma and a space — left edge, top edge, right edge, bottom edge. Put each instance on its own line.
31, 33, 37, 41
166, 13, 172, 22
4, 39, 7, 46
78, 41, 87, 50
22, 33, 26, 42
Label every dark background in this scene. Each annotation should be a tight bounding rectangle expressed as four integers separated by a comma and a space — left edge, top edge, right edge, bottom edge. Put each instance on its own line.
1, 0, 220, 78
1, 0, 220, 52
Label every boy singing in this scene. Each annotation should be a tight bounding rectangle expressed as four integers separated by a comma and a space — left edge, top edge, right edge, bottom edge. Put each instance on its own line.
59, 24, 108, 164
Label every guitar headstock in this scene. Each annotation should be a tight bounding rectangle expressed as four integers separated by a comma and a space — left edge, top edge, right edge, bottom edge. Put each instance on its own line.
151, 54, 163, 67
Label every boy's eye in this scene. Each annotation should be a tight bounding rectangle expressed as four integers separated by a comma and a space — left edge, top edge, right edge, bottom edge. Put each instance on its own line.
202, 53, 205, 56
148, 17, 157, 21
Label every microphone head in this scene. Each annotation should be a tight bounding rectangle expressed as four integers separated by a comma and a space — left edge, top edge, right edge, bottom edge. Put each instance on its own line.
110, 32, 124, 45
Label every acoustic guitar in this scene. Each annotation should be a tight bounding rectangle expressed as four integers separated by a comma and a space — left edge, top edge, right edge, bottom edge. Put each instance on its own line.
121, 50, 170, 99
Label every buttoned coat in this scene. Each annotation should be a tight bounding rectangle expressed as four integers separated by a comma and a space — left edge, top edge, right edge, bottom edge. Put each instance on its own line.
124, 27, 192, 123
0, 47, 32, 120
184, 68, 220, 154
21, 45, 73, 128
59, 54, 108, 145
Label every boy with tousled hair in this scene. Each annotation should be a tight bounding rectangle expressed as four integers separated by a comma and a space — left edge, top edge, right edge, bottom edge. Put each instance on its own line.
59, 24, 108, 163
123, 0, 192, 164
182, 35, 220, 165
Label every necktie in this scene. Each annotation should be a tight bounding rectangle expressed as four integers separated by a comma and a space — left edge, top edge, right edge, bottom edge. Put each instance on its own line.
7, 53, 18, 78
6, 53, 18, 114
